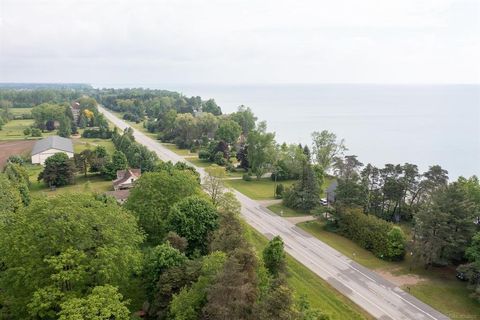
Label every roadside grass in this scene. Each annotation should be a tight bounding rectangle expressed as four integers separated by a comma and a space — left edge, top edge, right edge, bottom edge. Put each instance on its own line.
267, 203, 313, 217
245, 224, 372, 320
225, 178, 296, 200
73, 137, 116, 154
185, 157, 212, 168
161, 143, 197, 157
298, 220, 480, 319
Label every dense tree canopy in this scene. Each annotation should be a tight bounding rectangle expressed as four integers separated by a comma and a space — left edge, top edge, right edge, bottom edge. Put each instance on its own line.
0, 193, 144, 319
38, 152, 76, 187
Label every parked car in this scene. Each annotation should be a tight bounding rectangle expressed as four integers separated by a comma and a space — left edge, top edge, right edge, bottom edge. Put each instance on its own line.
320, 198, 328, 206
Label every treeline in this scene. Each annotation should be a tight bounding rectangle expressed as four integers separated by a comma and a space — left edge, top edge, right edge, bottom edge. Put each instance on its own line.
0, 157, 328, 319
0, 88, 85, 108
331, 155, 480, 300
112, 127, 158, 172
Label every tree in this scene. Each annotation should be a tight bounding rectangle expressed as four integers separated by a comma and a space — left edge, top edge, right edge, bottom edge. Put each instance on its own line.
386, 227, 407, 261
202, 99, 222, 115
0, 173, 22, 215
202, 248, 258, 319
169, 251, 227, 320
57, 285, 130, 320
102, 150, 128, 179
311, 130, 347, 172
247, 122, 275, 179
231, 105, 257, 135
216, 119, 241, 145
204, 165, 227, 205
57, 116, 71, 138
256, 278, 297, 320
38, 152, 75, 187
143, 243, 187, 300
457, 232, 480, 302
283, 161, 320, 212
414, 181, 476, 267
0, 193, 144, 318
263, 236, 286, 277
125, 170, 201, 245
197, 112, 219, 140
174, 113, 198, 148
89, 145, 109, 173
210, 192, 247, 253
74, 149, 92, 178
3, 163, 30, 206
167, 196, 219, 255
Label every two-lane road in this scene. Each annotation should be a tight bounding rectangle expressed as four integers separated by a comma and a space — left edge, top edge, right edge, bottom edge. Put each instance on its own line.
99, 106, 449, 320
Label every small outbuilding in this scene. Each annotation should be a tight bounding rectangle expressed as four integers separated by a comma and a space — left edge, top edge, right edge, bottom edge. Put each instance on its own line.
31, 135, 74, 165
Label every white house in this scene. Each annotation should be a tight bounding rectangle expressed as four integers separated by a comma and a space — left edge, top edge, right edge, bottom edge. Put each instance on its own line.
31, 136, 74, 165
112, 169, 141, 190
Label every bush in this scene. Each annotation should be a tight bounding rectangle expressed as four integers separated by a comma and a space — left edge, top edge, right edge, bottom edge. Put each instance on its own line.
242, 173, 252, 181
335, 208, 406, 260
198, 149, 210, 160
81, 128, 112, 139
30, 128, 42, 137
275, 183, 284, 199
213, 151, 227, 166
23, 127, 31, 136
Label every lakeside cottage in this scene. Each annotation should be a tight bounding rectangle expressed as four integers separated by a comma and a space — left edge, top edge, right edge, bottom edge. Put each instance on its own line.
31, 135, 74, 165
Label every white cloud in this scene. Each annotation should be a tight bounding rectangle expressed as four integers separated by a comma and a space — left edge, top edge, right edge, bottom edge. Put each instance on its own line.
0, 0, 478, 84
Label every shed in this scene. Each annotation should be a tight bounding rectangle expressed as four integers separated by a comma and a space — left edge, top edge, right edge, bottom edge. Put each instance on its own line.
31, 136, 74, 165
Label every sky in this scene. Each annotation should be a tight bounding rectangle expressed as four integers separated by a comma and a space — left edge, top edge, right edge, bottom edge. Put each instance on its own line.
0, 0, 479, 85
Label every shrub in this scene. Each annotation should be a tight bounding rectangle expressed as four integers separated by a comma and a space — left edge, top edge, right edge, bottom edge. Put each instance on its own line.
275, 184, 284, 199
23, 127, 31, 136
30, 128, 42, 137
213, 151, 227, 166
242, 173, 252, 181
335, 208, 406, 260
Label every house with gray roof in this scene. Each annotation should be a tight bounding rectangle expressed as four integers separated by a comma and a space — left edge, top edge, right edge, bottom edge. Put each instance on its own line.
31, 135, 74, 165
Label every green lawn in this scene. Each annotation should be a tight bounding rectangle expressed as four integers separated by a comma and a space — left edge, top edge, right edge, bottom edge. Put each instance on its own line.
73, 137, 116, 154
225, 178, 297, 200
245, 224, 372, 320
161, 143, 197, 157
10, 107, 32, 116
0, 119, 57, 140
28, 169, 113, 196
267, 203, 315, 217
298, 220, 480, 319
185, 157, 212, 168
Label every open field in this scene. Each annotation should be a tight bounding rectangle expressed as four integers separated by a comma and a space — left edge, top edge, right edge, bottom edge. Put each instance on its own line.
28, 166, 113, 196
161, 143, 197, 157
225, 178, 297, 200
298, 220, 480, 319
73, 137, 116, 154
245, 224, 372, 320
0, 119, 58, 140
0, 140, 36, 168
10, 107, 32, 116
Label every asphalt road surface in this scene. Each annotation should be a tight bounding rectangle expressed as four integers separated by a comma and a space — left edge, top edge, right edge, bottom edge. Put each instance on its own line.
99, 106, 450, 320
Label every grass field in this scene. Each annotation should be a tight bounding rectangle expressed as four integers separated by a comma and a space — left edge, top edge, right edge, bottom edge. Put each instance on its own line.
298, 220, 480, 319
225, 178, 297, 200
27, 165, 113, 196
73, 137, 116, 154
245, 224, 372, 320
10, 107, 32, 116
0, 119, 58, 140
162, 143, 197, 157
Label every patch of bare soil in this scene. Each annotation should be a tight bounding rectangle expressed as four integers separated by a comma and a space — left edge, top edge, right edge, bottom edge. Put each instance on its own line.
376, 269, 425, 287
0, 140, 35, 168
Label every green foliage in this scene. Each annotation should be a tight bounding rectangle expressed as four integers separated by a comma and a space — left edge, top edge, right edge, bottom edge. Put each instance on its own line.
335, 207, 406, 260
30, 127, 42, 137
38, 152, 75, 187
230, 105, 257, 135
263, 236, 286, 277
247, 122, 275, 179
125, 170, 201, 245
143, 243, 187, 300
167, 196, 219, 255
23, 127, 31, 135
112, 128, 158, 171
169, 251, 227, 320
414, 181, 477, 266
275, 183, 285, 199
0, 173, 22, 215
58, 285, 130, 320
102, 150, 128, 179
3, 162, 30, 206
0, 193, 144, 318
57, 116, 72, 137
311, 130, 347, 172
283, 163, 320, 212
31, 103, 67, 130
216, 119, 241, 144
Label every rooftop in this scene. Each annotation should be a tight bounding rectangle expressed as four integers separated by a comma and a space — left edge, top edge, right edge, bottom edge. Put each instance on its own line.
31, 135, 74, 155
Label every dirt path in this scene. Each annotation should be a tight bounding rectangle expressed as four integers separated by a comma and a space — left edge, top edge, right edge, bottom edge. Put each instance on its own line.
375, 269, 425, 287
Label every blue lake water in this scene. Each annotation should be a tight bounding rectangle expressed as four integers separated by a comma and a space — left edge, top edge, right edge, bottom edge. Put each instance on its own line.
94, 84, 480, 179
